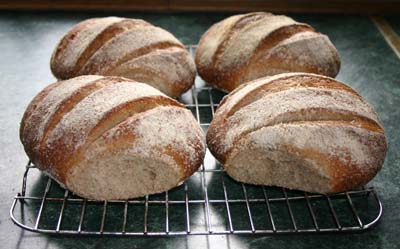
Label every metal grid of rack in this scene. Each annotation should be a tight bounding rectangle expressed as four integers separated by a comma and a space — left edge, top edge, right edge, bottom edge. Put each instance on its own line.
10, 45, 382, 236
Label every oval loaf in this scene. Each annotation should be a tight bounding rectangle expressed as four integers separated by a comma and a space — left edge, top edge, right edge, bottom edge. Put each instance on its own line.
195, 12, 341, 92
207, 73, 387, 193
50, 17, 196, 97
20, 75, 205, 200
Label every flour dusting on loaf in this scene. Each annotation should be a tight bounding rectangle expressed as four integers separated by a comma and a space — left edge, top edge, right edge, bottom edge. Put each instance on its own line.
196, 12, 341, 92
20, 76, 205, 200
218, 15, 298, 70
207, 73, 387, 193
102, 106, 204, 176
79, 26, 183, 75
46, 81, 164, 149
51, 17, 195, 97
51, 17, 123, 79
221, 87, 381, 157
20, 75, 104, 163
109, 46, 196, 97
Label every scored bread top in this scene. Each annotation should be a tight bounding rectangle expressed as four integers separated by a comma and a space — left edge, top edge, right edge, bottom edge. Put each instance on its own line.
50, 17, 195, 97
77, 26, 183, 75
51, 17, 125, 79
195, 12, 340, 92
207, 73, 385, 164
217, 15, 300, 70
20, 76, 204, 183
207, 73, 386, 192
108, 46, 195, 96
84, 105, 205, 181
228, 121, 386, 193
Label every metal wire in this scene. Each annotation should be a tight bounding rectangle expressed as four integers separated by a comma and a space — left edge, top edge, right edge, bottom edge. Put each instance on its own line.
10, 45, 383, 236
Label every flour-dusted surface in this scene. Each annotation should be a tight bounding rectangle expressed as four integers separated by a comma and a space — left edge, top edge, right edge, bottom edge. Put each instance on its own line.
46, 81, 164, 150
26, 76, 103, 140
66, 106, 205, 199
220, 87, 381, 156
195, 14, 243, 71
225, 121, 386, 193
100, 106, 205, 177
195, 12, 340, 92
79, 26, 183, 75
50, 17, 195, 97
259, 31, 341, 76
109, 46, 196, 96
214, 73, 321, 117
20, 75, 103, 160
207, 73, 387, 193
217, 15, 298, 70
20, 76, 205, 200
235, 122, 384, 173
207, 72, 368, 161
51, 17, 123, 78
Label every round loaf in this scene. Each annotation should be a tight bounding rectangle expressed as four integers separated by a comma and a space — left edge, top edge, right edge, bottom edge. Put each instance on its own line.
50, 17, 196, 98
207, 73, 387, 193
20, 75, 205, 200
195, 12, 341, 92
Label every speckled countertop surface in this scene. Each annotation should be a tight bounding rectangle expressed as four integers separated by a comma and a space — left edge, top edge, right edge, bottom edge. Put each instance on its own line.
0, 11, 399, 249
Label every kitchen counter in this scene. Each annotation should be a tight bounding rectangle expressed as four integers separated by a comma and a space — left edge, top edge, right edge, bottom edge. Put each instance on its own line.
0, 11, 399, 249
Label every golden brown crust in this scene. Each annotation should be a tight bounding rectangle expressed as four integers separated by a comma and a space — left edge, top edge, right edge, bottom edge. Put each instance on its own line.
50, 17, 195, 97
232, 117, 382, 160
20, 76, 205, 199
160, 127, 204, 180
20, 76, 105, 165
20, 81, 59, 161
107, 46, 196, 98
211, 12, 272, 69
81, 41, 183, 76
195, 12, 340, 92
207, 73, 387, 193
207, 73, 366, 163
276, 121, 387, 193
72, 19, 152, 77
211, 73, 360, 122
37, 77, 126, 144
195, 14, 244, 87
224, 120, 386, 193
42, 95, 183, 182
63, 106, 205, 199
225, 74, 360, 118
255, 33, 341, 79
50, 18, 99, 79
90, 106, 203, 179
214, 24, 315, 92
20, 81, 59, 141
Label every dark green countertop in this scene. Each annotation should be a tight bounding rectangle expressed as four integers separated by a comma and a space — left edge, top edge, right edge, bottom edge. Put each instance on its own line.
0, 11, 399, 249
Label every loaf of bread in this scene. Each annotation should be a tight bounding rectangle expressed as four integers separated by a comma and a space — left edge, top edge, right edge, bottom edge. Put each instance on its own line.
20, 75, 205, 200
207, 73, 387, 193
50, 17, 196, 98
195, 12, 341, 92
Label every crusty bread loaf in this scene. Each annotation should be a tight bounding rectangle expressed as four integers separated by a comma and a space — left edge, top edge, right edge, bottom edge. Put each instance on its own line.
20, 75, 205, 200
50, 17, 196, 98
207, 73, 387, 193
195, 12, 341, 92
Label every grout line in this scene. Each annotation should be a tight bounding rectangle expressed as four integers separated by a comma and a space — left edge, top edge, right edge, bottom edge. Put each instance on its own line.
370, 16, 400, 59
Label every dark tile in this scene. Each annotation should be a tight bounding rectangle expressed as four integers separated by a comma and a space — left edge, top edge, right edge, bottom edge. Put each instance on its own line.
385, 14, 400, 35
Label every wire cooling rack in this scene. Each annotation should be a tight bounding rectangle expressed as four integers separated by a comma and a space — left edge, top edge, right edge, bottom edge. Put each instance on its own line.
10, 45, 382, 236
